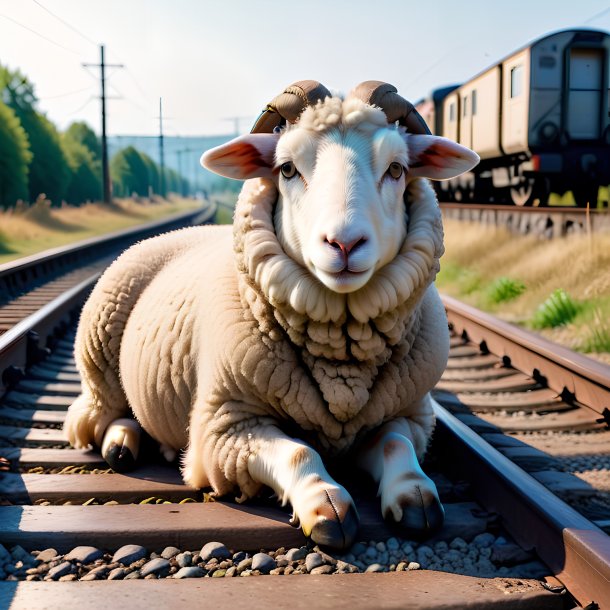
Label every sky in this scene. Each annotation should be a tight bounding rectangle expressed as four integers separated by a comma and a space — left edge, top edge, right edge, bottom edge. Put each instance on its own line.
1, 0, 610, 138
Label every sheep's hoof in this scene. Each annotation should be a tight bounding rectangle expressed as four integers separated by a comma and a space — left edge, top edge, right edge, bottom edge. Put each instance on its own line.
387, 487, 445, 539
310, 503, 359, 551
101, 418, 141, 473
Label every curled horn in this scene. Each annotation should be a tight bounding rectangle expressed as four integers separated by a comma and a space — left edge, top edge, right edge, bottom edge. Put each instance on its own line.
350, 80, 431, 135
250, 80, 331, 133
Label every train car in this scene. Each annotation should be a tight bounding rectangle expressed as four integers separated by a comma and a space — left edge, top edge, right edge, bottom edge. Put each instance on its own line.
416, 29, 610, 206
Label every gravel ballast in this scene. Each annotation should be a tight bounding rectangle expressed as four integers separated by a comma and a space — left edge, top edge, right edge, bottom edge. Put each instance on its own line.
0, 532, 548, 582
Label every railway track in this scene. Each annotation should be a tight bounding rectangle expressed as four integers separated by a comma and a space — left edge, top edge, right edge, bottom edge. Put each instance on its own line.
439, 202, 610, 238
0, 242, 608, 607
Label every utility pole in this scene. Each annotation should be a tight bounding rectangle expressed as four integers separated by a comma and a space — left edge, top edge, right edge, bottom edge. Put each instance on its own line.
83, 45, 123, 204
158, 98, 165, 197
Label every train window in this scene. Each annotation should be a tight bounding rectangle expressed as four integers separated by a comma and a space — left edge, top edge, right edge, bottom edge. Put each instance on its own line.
472, 90, 477, 115
449, 102, 456, 121
540, 56, 556, 68
463, 96, 468, 117
511, 65, 523, 98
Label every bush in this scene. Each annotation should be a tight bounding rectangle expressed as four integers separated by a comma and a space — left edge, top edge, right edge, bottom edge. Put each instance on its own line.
487, 277, 525, 304
532, 289, 580, 329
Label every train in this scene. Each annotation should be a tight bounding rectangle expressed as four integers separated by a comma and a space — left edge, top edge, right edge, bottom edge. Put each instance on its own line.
415, 29, 610, 207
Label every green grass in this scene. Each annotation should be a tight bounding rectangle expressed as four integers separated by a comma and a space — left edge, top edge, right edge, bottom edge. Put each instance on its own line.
486, 277, 526, 304
531, 289, 580, 329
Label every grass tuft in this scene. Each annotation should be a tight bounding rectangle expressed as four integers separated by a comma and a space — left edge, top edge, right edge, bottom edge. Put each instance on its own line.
487, 277, 525, 304
531, 289, 580, 329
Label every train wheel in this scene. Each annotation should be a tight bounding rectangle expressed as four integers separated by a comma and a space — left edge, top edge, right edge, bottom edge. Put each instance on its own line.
510, 177, 550, 207
510, 178, 535, 206
572, 185, 599, 208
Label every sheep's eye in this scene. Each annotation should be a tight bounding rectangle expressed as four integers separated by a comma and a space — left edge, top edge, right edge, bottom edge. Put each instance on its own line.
388, 162, 403, 180
280, 161, 297, 179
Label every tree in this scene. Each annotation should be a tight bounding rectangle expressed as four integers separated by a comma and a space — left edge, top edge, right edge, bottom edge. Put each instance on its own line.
64, 122, 102, 162
110, 146, 149, 197
1, 64, 70, 205
61, 134, 102, 204
140, 152, 159, 195
0, 100, 31, 207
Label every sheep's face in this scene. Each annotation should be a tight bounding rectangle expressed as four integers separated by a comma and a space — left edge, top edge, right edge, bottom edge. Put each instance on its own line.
273, 124, 408, 293
201, 96, 479, 294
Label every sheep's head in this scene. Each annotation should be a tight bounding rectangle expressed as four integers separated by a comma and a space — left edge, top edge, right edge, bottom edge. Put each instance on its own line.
202, 81, 478, 296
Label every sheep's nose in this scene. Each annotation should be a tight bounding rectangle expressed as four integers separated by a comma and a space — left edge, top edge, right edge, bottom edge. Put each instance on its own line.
325, 236, 367, 256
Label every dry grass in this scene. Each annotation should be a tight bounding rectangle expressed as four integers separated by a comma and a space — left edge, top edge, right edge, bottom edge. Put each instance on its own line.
438, 219, 610, 363
0, 196, 202, 264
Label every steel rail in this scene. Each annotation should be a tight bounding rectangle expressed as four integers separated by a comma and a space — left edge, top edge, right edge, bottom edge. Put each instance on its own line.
0, 204, 212, 279
441, 294, 610, 417
434, 403, 610, 609
439, 202, 609, 215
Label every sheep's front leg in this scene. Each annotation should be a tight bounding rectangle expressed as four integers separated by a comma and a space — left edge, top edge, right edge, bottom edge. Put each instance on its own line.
357, 416, 444, 537
184, 416, 359, 550
248, 431, 359, 549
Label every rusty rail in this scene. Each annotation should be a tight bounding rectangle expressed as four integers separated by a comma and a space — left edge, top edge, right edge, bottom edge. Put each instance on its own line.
442, 294, 610, 418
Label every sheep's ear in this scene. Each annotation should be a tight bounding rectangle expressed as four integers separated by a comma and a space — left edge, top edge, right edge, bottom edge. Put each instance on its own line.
200, 133, 279, 180
406, 134, 479, 181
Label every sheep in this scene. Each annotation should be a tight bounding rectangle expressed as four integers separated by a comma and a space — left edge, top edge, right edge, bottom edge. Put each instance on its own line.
64, 80, 479, 550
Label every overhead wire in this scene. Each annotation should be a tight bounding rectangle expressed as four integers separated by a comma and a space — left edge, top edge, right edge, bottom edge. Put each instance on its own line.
0, 12, 82, 55
31, 0, 98, 47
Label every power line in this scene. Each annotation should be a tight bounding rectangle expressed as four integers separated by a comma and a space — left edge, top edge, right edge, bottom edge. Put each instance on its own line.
83, 45, 124, 204
39, 86, 95, 101
583, 6, 610, 24
0, 12, 81, 55
31, 0, 98, 47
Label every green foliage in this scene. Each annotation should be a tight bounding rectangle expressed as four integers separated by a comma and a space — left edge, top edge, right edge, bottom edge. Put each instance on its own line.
487, 277, 525, 304
531, 289, 580, 329
111, 146, 151, 197
436, 262, 481, 295
0, 100, 31, 207
579, 308, 610, 353
64, 122, 102, 162
1, 64, 70, 205
61, 133, 102, 204
140, 153, 159, 195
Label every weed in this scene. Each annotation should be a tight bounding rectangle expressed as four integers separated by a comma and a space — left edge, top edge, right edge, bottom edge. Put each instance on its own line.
487, 277, 525, 304
531, 289, 580, 329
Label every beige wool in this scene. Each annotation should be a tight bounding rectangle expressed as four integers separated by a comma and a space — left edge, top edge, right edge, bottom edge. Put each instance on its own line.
71, 169, 448, 499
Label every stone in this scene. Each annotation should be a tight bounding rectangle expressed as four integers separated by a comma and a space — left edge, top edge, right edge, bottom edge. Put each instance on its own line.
10, 546, 30, 563
0, 544, 11, 565
350, 543, 367, 556
236, 558, 252, 574
141, 558, 171, 578
174, 566, 205, 579
112, 544, 147, 565
47, 561, 73, 580
212, 569, 226, 578
365, 546, 378, 560
251, 553, 276, 574
175, 552, 192, 568
310, 565, 333, 575
491, 542, 533, 566
232, 551, 247, 563
275, 555, 289, 567
83, 565, 109, 579
473, 533, 495, 548
35, 549, 58, 563
305, 552, 324, 572
124, 570, 141, 579
58, 574, 77, 581
407, 562, 420, 570
365, 563, 386, 572
64, 546, 103, 564
200, 542, 231, 562
161, 546, 181, 560
285, 547, 308, 562
225, 566, 237, 577
386, 538, 400, 551
107, 568, 127, 580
